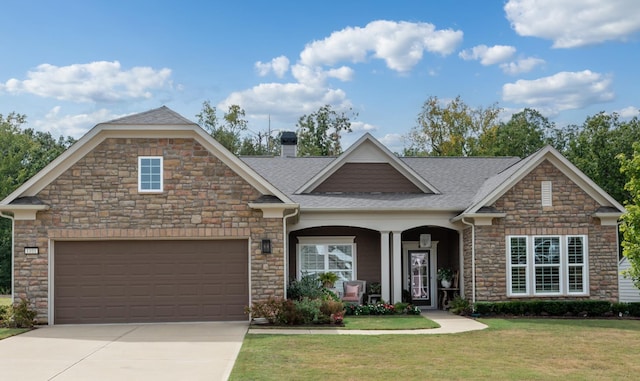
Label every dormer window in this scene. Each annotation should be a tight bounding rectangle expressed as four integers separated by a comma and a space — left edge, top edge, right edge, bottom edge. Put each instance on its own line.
138, 156, 163, 192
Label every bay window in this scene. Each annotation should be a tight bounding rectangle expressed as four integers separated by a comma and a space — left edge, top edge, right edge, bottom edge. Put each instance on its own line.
507, 235, 587, 296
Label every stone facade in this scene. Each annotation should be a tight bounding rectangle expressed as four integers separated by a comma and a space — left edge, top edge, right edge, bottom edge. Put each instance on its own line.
13, 137, 285, 322
463, 160, 619, 302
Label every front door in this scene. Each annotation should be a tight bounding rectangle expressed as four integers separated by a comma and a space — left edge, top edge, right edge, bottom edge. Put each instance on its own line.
405, 250, 433, 306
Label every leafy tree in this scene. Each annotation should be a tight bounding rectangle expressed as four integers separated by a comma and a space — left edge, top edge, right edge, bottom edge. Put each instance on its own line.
196, 101, 248, 155
0, 113, 74, 291
618, 142, 640, 288
296, 104, 355, 156
477, 108, 556, 157
238, 132, 280, 156
563, 112, 640, 204
405, 95, 501, 156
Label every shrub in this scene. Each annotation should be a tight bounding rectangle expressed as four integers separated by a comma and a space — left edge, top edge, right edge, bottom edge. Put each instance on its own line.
287, 274, 323, 300
321, 288, 340, 302
279, 299, 303, 325
294, 297, 323, 324
245, 296, 285, 324
472, 300, 615, 317
320, 299, 344, 317
1, 298, 37, 328
628, 303, 640, 317
449, 296, 472, 315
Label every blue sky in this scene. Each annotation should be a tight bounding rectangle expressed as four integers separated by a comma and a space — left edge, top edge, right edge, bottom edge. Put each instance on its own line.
1, 0, 639, 153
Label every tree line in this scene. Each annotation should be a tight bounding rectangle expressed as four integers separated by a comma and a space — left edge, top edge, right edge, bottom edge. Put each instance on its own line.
1, 96, 640, 291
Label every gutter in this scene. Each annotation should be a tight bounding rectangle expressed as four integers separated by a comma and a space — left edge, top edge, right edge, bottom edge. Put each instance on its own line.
461, 217, 476, 310
0, 212, 14, 304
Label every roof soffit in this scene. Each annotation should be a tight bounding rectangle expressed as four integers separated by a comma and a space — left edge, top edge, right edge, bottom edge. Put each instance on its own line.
295, 133, 439, 194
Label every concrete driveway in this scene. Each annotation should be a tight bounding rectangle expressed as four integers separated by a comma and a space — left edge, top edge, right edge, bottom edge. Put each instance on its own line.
0, 321, 248, 381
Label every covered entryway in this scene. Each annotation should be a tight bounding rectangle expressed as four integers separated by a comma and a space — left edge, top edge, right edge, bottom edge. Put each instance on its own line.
54, 240, 248, 324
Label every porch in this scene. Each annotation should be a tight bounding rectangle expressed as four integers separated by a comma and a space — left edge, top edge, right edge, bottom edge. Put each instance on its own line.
287, 225, 462, 309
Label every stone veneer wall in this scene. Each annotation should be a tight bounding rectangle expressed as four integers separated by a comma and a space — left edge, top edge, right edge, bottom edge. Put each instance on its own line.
12, 137, 285, 323
463, 160, 619, 303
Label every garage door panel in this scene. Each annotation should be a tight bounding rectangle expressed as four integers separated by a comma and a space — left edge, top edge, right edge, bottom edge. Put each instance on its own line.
54, 240, 249, 324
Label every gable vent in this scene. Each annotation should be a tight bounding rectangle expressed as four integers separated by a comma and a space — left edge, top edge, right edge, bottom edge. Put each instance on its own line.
541, 181, 552, 207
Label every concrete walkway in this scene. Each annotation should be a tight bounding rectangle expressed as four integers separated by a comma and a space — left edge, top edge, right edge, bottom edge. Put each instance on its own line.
247, 310, 487, 335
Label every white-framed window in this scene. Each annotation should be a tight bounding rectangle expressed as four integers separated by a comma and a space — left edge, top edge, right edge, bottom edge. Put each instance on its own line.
138, 156, 163, 192
297, 236, 356, 290
506, 235, 588, 297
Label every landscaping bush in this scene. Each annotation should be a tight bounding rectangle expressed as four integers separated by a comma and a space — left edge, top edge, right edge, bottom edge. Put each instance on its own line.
628, 303, 640, 317
287, 274, 323, 300
0, 298, 37, 328
449, 296, 472, 315
279, 299, 303, 325
294, 298, 323, 324
613, 302, 640, 317
245, 296, 285, 324
344, 302, 421, 316
472, 300, 616, 317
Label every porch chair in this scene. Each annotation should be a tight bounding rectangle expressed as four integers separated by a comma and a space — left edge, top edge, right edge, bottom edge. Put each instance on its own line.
342, 280, 366, 305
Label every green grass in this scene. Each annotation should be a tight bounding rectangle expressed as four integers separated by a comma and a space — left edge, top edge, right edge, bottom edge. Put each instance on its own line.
230, 318, 640, 381
0, 328, 29, 340
250, 315, 439, 331
342, 315, 440, 330
0, 297, 10, 307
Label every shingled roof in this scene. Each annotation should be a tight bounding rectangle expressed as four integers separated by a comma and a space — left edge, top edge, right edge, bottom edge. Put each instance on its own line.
102, 106, 197, 126
241, 155, 521, 211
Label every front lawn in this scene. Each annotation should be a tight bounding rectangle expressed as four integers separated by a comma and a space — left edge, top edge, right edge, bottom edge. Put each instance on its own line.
0, 328, 29, 340
230, 318, 640, 380
343, 315, 439, 330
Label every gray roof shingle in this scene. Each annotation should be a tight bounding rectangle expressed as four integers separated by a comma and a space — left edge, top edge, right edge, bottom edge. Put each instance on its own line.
241, 156, 521, 210
103, 106, 197, 126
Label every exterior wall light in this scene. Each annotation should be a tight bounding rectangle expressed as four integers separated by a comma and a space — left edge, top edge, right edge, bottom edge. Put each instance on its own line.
261, 239, 272, 254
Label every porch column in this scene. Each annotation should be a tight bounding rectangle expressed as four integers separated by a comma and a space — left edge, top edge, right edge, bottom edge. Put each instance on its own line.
380, 231, 390, 302
392, 231, 402, 303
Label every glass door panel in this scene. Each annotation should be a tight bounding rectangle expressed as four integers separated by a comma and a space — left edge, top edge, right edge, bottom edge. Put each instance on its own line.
410, 252, 430, 301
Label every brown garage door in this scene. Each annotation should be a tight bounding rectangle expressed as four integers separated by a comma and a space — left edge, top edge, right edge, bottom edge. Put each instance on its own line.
54, 240, 248, 324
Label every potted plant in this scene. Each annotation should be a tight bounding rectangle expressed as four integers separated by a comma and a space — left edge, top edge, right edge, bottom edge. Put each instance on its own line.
369, 282, 381, 294
437, 268, 454, 288
318, 272, 339, 288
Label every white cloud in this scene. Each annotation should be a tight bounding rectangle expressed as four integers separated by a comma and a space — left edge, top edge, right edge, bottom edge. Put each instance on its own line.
218, 82, 351, 123
1, 61, 172, 102
350, 121, 377, 133
502, 70, 614, 112
616, 106, 640, 118
500, 57, 545, 75
459, 45, 516, 65
378, 133, 405, 154
299, 20, 463, 72
255, 56, 290, 78
32, 107, 127, 138
505, 0, 640, 48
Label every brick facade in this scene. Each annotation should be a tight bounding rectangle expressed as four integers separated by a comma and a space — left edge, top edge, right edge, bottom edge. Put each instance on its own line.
13, 137, 285, 323
463, 160, 619, 302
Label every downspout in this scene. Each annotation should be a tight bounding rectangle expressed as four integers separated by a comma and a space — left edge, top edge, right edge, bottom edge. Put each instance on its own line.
282, 207, 299, 299
0, 212, 15, 304
461, 217, 476, 308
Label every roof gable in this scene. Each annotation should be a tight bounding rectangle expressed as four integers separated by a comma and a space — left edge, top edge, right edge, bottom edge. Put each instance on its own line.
296, 133, 439, 194
460, 145, 625, 217
0, 106, 295, 209
104, 106, 195, 126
